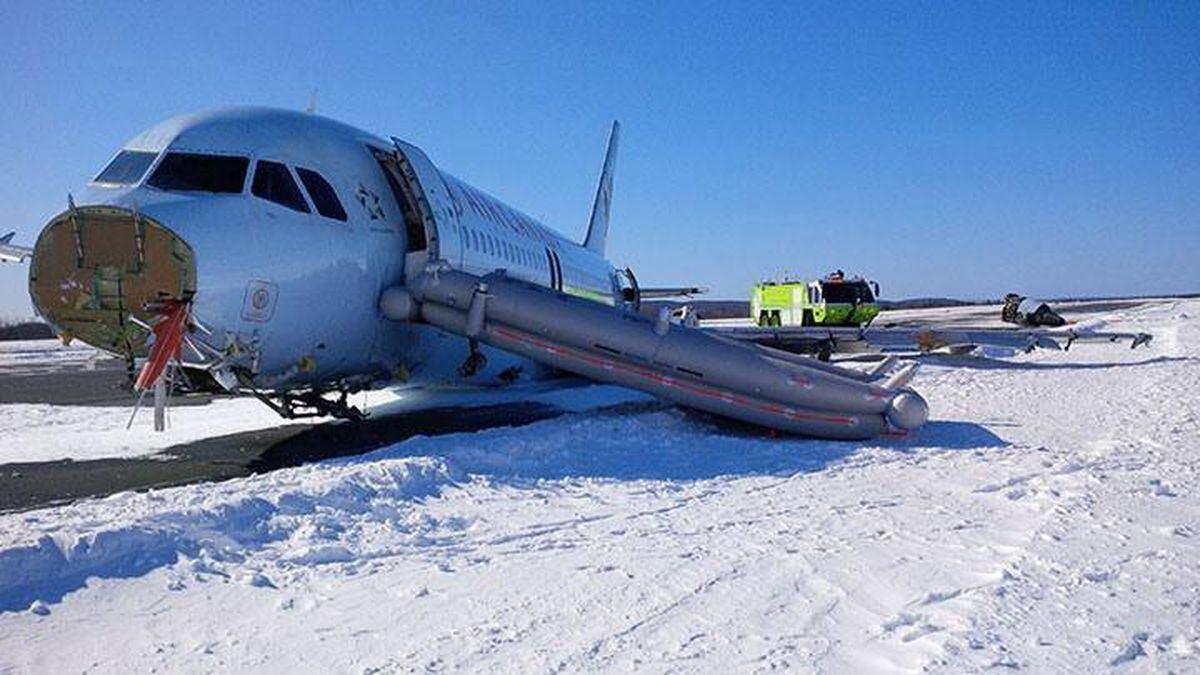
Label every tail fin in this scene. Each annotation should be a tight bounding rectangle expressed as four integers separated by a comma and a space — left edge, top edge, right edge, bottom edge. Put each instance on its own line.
583, 121, 620, 255
0, 232, 12, 245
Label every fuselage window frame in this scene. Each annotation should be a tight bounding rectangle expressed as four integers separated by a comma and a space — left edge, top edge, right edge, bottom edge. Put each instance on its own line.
251, 160, 311, 214
147, 152, 251, 194
93, 149, 159, 186
295, 166, 348, 222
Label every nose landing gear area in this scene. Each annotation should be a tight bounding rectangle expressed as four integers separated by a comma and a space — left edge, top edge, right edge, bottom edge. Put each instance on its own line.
28, 206, 196, 360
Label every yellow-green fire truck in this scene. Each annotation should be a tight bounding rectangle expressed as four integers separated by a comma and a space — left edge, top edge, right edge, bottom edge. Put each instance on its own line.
752, 273, 881, 327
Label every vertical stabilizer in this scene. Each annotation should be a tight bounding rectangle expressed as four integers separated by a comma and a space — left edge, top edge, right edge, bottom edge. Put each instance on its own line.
583, 121, 620, 255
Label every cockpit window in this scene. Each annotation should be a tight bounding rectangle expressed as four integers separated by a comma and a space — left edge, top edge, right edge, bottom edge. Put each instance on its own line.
821, 282, 874, 304
295, 167, 347, 221
94, 150, 158, 185
148, 153, 249, 193
251, 161, 310, 213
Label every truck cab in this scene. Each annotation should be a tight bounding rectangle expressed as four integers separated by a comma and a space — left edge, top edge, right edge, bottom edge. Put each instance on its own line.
752, 273, 881, 327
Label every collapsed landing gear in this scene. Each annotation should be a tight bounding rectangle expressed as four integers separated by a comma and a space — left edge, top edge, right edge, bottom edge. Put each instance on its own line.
252, 388, 366, 422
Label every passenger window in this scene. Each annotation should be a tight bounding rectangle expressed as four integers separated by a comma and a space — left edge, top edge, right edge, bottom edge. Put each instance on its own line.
94, 150, 158, 185
252, 161, 309, 213
148, 153, 249, 193
296, 167, 347, 221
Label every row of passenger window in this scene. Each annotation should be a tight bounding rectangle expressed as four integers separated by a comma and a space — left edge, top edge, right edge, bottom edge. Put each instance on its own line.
459, 224, 600, 292
460, 224, 546, 272
94, 150, 347, 222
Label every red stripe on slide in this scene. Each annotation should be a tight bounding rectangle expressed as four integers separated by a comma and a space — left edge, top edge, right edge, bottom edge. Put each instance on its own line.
492, 325, 856, 427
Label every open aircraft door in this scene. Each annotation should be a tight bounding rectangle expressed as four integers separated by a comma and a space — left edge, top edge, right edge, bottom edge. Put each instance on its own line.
372, 139, 461, 283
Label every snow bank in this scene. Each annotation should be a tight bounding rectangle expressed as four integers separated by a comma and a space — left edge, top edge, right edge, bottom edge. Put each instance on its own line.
0, 456, 456, 612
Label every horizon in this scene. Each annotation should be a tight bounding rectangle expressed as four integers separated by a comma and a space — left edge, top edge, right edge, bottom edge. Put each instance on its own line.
2, 2, 1197, 320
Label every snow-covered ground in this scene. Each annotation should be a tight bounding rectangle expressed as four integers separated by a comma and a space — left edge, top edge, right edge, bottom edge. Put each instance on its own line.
0, 300, 1196, 672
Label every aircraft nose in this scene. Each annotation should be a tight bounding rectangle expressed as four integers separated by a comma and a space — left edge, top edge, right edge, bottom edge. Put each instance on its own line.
28, 205, 197, 357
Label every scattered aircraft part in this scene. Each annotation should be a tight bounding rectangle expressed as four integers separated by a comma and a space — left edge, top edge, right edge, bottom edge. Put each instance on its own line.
1002, 293, 1067, 327
711, 323, 1152, 360
412, 268, 928, 440
0, 231, 33, 263
638, 286, 709, 299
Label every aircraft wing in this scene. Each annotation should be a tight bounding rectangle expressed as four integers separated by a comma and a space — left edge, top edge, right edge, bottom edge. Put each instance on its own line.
638, 286, 709, 299
706, 324, 1152, 360
0, 232, 32, 263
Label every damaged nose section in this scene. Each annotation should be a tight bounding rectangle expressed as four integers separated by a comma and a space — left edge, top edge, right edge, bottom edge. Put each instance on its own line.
28, 204, 196, 359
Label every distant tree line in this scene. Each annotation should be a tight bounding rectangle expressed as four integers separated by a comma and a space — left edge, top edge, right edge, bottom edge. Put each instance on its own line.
0, 320, 54, 341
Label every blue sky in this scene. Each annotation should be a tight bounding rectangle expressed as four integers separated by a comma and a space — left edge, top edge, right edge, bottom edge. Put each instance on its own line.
2, 2, 1197, 319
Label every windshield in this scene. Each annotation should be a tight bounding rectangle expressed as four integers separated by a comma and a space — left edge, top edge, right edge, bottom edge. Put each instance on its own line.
147, 152, 249, 193
821, 281, 875, 304
94, 150, 158, 185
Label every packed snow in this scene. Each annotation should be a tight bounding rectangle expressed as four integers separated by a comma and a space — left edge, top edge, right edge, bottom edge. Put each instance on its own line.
0, 299, 1196, 672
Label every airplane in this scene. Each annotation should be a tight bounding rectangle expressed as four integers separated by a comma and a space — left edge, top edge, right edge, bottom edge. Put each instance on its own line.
0, 232, 32, 263
14, 107, 932, 441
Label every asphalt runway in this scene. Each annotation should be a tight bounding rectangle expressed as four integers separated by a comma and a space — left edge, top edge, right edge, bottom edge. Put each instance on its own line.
0, 360, 578, 513
0, 356, 216, 407
0, 400, 566, 513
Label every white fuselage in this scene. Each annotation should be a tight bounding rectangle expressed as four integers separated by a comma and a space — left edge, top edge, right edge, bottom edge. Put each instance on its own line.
48, 107, 619, 392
